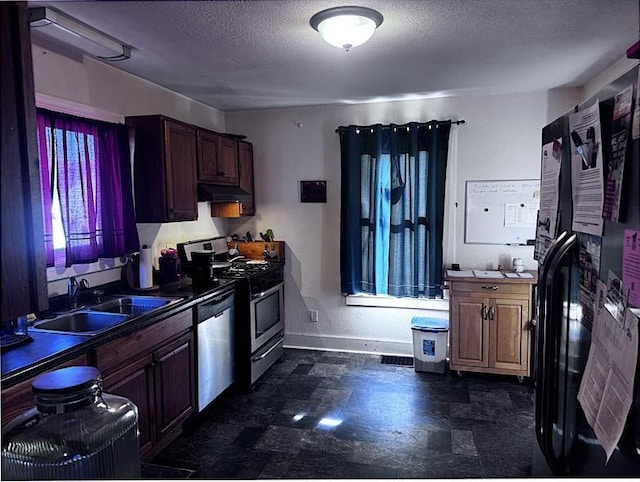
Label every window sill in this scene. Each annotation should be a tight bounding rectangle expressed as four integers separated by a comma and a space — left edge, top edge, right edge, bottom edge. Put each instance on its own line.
345, 294, 449, 311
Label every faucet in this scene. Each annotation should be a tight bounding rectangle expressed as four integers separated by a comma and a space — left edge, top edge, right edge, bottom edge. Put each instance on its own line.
68, 276, 89, 309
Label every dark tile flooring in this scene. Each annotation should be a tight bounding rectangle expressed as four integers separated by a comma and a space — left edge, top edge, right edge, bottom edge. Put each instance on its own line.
152, 348, 535, 479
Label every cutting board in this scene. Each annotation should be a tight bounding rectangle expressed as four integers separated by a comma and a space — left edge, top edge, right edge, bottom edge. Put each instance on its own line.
227, 241, 285, 263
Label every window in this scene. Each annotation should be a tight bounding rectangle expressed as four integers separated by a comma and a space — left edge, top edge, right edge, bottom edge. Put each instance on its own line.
37, 109, 139, 267
339, 122, 451, 298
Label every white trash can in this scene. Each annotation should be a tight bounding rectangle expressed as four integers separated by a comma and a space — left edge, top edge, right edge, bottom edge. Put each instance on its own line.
411, 317, 449, 374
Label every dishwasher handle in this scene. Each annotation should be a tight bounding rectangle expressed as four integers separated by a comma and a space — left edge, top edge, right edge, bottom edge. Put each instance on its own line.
197, 290, 235, 323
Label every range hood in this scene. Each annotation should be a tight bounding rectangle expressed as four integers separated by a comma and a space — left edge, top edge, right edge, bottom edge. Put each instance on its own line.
198, 184, 251, 203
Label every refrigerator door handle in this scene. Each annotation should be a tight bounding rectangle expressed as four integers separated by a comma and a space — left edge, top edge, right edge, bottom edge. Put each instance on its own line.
535, 230, 569, 446
540, 233, 578, 472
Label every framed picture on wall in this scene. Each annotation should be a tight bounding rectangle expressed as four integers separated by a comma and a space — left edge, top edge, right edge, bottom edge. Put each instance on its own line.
300, 180, 327, 203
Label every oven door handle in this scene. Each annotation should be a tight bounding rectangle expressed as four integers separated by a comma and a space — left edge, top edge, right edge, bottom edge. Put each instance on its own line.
251, 337, 284, 362
251, 281, 285, 301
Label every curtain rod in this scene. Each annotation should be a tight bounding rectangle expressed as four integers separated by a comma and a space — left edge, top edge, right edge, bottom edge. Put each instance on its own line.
37, 107, 125, 129
335, 119, 465, 133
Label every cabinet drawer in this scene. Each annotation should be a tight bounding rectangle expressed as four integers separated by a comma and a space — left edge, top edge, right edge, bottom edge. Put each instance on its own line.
96, 309, 193, 372
1, 354, 88, 427
450, 281, 531, 296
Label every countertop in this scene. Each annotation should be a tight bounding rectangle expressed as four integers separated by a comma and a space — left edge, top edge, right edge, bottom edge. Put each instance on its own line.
1, 278, 236, 389
445, 269, 538, 284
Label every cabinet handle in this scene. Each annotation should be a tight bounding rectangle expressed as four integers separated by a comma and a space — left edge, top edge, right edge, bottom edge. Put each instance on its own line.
481, 285, 498, 290
481, 303, 488, 320
489, 306, 495, 320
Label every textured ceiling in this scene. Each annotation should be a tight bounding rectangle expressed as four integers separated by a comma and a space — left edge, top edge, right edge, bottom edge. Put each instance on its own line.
29, 0, 639, 112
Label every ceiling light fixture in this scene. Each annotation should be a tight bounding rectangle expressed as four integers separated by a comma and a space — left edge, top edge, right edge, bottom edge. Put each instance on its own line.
309, 6, 383, 51
29, 7, 131, 61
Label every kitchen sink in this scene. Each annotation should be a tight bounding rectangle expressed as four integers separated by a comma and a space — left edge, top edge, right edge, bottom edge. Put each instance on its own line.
31, 311, 131, 336
88, 295, 181, 316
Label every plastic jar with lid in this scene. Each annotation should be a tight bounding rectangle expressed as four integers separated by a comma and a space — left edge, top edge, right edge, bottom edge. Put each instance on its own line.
1, 366, 140, 480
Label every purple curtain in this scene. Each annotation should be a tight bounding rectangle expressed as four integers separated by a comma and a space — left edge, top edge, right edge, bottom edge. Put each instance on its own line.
37, 114, 55, 266
37, 109, 139, 267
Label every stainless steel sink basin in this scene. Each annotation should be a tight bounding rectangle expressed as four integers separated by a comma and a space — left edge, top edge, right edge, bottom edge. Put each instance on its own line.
88, 295, 181, 316
32, 311, 131, 335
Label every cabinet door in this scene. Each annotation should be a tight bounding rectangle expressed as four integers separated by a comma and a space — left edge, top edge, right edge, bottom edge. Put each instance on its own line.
450, 296, 488, 368
196, 129, 219, 182
102, 354, 155, 458
216, 135, 239, 185
238, 141, 255, 215
488, 297, 529, 373
153, 331, 195, 440
163, 120, 197, 221
1, 2, 48, 321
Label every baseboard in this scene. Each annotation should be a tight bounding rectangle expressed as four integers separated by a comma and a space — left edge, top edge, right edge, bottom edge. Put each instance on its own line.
283, 333, 413, 357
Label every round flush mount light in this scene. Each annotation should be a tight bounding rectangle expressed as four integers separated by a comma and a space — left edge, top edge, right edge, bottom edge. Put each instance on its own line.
309, 6, 383, 51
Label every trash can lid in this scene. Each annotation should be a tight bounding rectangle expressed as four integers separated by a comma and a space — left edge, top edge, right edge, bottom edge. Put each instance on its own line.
411, 317, 449, 331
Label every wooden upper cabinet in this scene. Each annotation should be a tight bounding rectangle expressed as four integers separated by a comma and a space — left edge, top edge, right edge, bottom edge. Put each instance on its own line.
217, 135, 239, 185
126, 115, 198, 223
238, 141, 255, 216
1, 2, 49, 322
196, 129, 219, 182
196, 128, 238, 186
210, 140, 256, 218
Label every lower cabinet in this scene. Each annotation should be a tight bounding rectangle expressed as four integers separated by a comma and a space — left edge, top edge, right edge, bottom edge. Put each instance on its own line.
153, 332, 195, 442
96, 309, 195, 460
448, 276, 536, 379
101, 354, 155, 457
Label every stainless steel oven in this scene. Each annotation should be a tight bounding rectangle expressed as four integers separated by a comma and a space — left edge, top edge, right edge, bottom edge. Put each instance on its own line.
250, 282, 284, 353
249, 281, 284, 385
218, 259, 285, 390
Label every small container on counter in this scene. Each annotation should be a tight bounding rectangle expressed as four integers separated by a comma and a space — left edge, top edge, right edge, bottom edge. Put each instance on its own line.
1, 366, 140, 480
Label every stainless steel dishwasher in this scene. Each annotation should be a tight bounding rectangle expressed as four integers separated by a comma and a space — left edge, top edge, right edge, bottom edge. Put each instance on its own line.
195, 288, 235, 412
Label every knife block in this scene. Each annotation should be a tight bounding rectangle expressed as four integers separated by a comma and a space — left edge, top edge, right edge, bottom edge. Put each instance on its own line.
228, 241, 285, 263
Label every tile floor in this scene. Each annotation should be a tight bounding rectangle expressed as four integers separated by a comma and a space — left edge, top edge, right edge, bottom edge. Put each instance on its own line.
152, 348, 535, 479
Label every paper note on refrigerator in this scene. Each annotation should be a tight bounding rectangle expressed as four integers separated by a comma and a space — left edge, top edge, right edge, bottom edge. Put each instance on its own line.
569, 101, 605, 236
623, 229, 640, 308
578, 280, 639, 461
535, 139, 562, 262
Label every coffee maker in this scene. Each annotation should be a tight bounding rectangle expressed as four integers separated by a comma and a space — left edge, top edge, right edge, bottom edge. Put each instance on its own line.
191, 251, 217, 284
177, 236, 231, 286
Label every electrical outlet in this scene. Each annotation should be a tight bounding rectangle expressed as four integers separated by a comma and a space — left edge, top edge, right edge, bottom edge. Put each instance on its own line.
309, 310, 318, 322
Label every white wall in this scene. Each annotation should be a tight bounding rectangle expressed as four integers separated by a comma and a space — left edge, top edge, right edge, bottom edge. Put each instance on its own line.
31, 44, 229, 295
226, 90, 578, 354
28, 37, 591, 354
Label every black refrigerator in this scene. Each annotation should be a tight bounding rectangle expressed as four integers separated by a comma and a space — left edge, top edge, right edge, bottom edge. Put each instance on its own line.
532, 64, 640, 476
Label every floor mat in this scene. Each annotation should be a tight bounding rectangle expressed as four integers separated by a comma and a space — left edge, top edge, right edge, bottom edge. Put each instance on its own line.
380, 355, 414, 366
141, 463, 196, 479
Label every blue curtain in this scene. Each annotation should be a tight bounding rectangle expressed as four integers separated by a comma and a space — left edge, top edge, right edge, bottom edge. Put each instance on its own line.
339, 122, 451, 298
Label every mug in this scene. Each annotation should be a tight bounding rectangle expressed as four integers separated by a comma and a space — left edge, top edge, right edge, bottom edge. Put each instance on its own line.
10, 315, 28, 336
512, 258, 524, 273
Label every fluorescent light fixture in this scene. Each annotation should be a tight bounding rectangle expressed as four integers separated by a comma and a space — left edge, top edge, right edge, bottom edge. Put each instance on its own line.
29, 7, 131, 61
310, 6, 383, 51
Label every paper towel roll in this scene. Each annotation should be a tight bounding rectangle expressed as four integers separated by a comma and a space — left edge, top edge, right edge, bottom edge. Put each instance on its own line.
139, 246, 154, 289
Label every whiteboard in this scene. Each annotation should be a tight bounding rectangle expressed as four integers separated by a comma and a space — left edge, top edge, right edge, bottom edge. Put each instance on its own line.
465, 179, 540, 245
